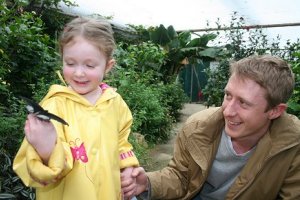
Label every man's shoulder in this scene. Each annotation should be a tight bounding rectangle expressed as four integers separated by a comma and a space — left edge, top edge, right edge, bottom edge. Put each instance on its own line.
180, 107, 223, 136
178, 106, 224, 147
186, 107, 222, 124
274, 112, 300, 129
271, 112, 300, 143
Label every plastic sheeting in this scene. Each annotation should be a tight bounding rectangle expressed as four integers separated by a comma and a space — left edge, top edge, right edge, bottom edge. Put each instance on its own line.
60, 0, 300, 45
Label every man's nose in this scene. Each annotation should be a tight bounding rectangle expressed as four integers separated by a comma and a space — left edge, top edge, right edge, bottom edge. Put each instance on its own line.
223, 100, 237, 116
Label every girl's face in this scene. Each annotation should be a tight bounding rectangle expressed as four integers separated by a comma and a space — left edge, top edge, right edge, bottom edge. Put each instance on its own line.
62, 36, 114, 102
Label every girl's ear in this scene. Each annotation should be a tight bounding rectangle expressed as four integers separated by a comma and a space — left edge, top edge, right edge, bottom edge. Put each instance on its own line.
105, 59, 115, 73
268, 103, 287, 120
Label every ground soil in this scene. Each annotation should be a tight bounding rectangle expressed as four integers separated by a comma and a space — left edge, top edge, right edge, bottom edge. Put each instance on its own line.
144, 103, 207, 171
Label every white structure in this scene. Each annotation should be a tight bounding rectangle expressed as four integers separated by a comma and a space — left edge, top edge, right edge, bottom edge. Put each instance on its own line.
60, 0, 300, 46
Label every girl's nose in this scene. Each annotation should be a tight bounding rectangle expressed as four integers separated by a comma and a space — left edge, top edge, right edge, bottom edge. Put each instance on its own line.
74, 65, 85, 76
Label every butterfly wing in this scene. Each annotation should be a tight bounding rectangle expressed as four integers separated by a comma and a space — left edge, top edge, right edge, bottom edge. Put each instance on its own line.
20, 96, 69, 126
21, 96, 45, 114
43, 112, 69, 126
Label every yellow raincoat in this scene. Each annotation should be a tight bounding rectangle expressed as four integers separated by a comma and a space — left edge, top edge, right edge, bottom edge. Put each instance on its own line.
13, 84, 139, 200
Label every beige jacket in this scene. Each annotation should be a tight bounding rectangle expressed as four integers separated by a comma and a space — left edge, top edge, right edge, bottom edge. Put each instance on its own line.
147, 107, 300, 200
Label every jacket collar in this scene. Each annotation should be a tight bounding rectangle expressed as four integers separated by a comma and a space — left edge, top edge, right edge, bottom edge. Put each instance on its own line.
186, 107, 224, 172
241, 112, 300, 176
268, 112, 300, 154
228, 113, 300, 198
41, 84, 118, 107
185, 108, 300, 173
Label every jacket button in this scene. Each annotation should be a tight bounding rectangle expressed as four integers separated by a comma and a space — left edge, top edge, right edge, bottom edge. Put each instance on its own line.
91, 148, 98, 155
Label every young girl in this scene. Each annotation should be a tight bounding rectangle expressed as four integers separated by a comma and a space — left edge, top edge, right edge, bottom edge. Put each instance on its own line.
13, 17, 139, 200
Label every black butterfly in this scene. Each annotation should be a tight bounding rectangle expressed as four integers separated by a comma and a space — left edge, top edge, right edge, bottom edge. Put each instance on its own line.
21, 96, 69, 126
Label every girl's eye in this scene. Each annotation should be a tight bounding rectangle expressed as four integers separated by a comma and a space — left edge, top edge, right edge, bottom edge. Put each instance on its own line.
86, 65, 95, 68
66, 62, 74, 66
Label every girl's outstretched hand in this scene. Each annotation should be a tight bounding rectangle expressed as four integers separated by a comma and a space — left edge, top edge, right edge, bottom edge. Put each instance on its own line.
24, 114, 57, 164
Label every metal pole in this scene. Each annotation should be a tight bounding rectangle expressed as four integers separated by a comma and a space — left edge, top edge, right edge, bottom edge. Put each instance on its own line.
190, 65, 193, 102
177, 22, 300, 32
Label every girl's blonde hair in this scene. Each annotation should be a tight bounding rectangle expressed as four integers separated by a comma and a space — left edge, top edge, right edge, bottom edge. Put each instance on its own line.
59, 17, 116, 60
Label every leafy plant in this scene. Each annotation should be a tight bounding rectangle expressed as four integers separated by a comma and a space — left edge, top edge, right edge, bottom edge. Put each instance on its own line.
156, 81, 189, 121
203, 12, 284, 107
148, 24, 223, 82
202, 59, 229, 107
0, 0, 60, 105
0, 96, 35, 199
114, 41, 166, 81
287, 50, 300, 117
108, 66, 173, 143
108, 43, 187, 143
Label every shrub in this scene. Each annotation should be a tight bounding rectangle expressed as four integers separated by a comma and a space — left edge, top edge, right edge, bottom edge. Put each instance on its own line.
108, 43, 187, 143
203, 12, 286, 107
0, 96, 36, 199
202, 59, 229, 107
287, 51, 300, 117
0, 2, 59, 106
156, 81, 189, 121
112, 73, 173, 143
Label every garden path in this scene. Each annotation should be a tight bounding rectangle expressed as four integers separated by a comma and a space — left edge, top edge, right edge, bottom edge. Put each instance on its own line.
145, 103, 207, 171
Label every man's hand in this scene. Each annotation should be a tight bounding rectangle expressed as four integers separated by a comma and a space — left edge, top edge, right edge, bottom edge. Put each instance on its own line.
121, 167, 136, 200
121, 167, 149, 199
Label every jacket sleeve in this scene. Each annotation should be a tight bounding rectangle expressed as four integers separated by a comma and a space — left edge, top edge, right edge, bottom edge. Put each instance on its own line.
117, 96, 139, 169
279, 145, 300, 199
147, 125, 190, 199
13, 97, 74, 187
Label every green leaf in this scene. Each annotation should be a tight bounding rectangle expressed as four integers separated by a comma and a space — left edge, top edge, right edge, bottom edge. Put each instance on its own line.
0, 193, 16, 199
149, 24, 171, 46
288, 101, 300, 111
178, 31, 191, 46
198, 47, 223, 58
187, 33, 217, 47
166, 25, 177, 40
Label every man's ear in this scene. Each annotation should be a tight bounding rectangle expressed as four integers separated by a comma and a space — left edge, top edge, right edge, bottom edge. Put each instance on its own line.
268, 103, 287, 120
105, 59, 115, 73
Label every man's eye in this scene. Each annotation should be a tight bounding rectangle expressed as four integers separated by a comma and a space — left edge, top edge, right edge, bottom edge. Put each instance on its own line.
240, 100, 249, 107
224, 92, 231, 99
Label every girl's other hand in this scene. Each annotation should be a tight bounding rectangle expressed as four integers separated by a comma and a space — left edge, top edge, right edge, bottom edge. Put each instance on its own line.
121, 167, 136, 200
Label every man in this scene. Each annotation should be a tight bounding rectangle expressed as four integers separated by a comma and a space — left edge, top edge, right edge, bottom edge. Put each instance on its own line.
122, 55, 300, 199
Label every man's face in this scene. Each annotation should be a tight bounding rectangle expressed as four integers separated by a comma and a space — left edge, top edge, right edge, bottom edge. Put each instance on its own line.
222, 74, 273, 142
